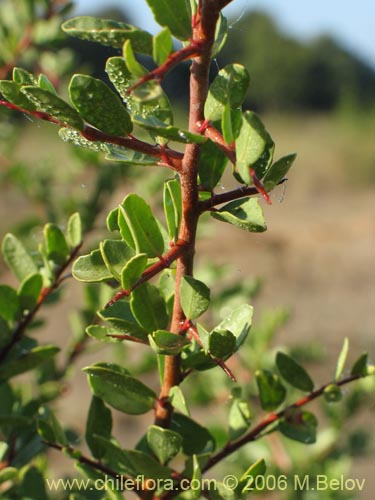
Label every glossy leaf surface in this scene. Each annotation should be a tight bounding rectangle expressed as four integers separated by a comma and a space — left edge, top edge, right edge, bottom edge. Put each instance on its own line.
211, 197, 267, 233
84, 363, 156, 415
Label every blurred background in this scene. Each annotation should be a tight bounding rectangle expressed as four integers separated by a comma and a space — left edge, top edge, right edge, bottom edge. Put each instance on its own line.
0, 0, 374, 498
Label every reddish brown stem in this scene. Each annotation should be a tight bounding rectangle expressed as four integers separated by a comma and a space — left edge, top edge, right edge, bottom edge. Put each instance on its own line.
106, 334, 149, 345
198, 121, 236, 164
0, 101, 183, 171
202, 372, 367, 472
82, 126, 183, 171
154, 0, 224, 430
250, 167, 271, 205
105, 239, 188, 308
127, 42, 202, 94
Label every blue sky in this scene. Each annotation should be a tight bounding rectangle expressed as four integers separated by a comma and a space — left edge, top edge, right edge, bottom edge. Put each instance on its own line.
76, 0, 375, 68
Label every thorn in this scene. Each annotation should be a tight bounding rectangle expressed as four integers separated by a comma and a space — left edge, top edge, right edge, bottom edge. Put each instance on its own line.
104, 289, 130, 308
250, 168, 271, 205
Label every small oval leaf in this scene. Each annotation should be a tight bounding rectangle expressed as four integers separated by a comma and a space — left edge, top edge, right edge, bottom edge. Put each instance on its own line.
180, 276, 210, 320
84, 364, 156, 415
276, 352, 314, 392
69, 74, 132, 135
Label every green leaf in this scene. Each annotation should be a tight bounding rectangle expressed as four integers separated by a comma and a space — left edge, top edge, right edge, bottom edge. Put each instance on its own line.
67, 212, 82, 248
169, 386, 190, 416
69, 74, 132, 135
18, 273, 43, 311
100, 239, 135, 282
263, 153, 296, 190
12, 67, 36, 85
150, 330, 190, 355
276, 352, 314, 392
122, 449, 172, 479
131, 283, 168, 333
163, 179, 182, 242
106, 56, 173, 124
0, 285, 20, 322
209, 329, 236, 359
2, 233, 38, 282
180, 276, 210, 320
84, 363, 156, 415
86, 435, 137, 476
107, 208, 120, 232
59, 127, 106, 152
189, 454, 202, 499
38, 74, 57, 95
0, 346, 59, 382
204, 64, 250, 122
44, 223, 69, 265
335, 337, 349, 381
0, 442, 8, 462
279, 410, 318, 444
229, 397, 251, 441
0, 80, 36, 110
21, 86, 84, 130
123, 40, 147, 78
147, 425, 182, 465
62, 16, 153, 54
235, 111, 274, 183
222, 105, 242, 144
104, 145, 157, 165
351, 353, 369, 377
212, 13, 228, 57
86, 325, 122, 343
198, 139, 228, 190
236, 458, 266, 495
19, 466, 48, 500
171, 414, 215, 455
211, 197, 267, 233
37, 407, 67, 446
323, 384, 343, 403
215, 304, 253, 349
145, 0, 191, 41
0, 466, 18, 484
255, 370, 287, 411
98, 300, 148, 340
118, 194, 165, 258
153, 28, 173, 65
86, 396, 112, 459
72, 249, 113, 282
210, 484, 236, 500
120, 253, 148, 290
133, 115, 206, 144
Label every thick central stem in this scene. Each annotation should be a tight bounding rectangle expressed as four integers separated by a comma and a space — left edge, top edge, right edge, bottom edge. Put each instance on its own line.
154, 1, 221, 428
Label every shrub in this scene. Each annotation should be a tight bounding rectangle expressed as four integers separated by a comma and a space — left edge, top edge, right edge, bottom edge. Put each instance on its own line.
0, 1, 373, 499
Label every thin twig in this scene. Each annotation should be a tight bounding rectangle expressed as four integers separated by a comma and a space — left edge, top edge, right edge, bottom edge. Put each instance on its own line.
198, 179, 287, 212
202, 372, 369, 472
105, 239, 188, 308
0, 101, 183, 172
127, 42, 202, 94
0, 243, 82, 363
154, 0, 223, 429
